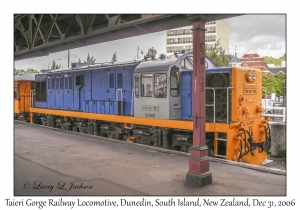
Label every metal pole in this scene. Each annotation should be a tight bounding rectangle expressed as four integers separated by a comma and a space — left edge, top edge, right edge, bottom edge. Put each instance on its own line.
186, 21, 212, 187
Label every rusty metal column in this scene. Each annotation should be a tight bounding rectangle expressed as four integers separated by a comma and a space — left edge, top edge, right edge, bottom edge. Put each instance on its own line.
186, 21, 212, 186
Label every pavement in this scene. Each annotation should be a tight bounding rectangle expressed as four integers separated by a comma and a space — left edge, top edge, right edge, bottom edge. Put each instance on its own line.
13, 120, 286, 196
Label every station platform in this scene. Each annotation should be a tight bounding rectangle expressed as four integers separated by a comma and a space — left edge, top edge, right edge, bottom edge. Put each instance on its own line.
13, 121, 286, 196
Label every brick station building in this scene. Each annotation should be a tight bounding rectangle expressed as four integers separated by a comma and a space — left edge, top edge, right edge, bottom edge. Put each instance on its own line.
240, 48, 266, 71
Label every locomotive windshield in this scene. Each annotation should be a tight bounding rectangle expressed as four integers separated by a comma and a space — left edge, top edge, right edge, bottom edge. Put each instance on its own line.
141, 74, 153, 97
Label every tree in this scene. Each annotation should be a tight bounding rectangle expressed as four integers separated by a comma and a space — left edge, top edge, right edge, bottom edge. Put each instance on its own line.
111, 51, 118, 62
78, 58, 81, 63
84, 53, 96, 64
146, 47, 157, 57
262, 73, 286, 96
264, 54, 286, 67
50, 60, 61, 70
205, 39, 229, 67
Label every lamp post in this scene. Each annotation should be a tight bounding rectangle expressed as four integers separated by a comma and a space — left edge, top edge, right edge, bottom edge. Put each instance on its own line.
137, 47, 143, 59
48, 59, 61, 69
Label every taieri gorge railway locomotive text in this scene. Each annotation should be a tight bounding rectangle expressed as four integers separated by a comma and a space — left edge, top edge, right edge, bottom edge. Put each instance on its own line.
14, 51, 271, 165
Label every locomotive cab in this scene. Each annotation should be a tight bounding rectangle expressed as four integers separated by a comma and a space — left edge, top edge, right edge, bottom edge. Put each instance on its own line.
133, 52, 216, 120
14, 74, 36, 121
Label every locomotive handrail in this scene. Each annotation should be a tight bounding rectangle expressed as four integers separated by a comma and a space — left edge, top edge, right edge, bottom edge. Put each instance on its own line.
227, 86, 234, 123
243, 83, 258, 86
131, 89, 134, 116
30, 90, 35, 108
205, 87, 215, 122
116, 89, 123, 115
238, 106, 242, 120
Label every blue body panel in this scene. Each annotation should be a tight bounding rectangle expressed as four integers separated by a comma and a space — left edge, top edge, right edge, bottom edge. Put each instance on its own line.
180, 70, 193, 120
64, 73, 74, 110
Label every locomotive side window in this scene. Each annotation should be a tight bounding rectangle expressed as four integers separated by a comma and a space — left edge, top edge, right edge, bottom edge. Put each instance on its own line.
76, 75, 83, 87
141, 74, 153, 97
36, 81, 47, 102
60, 77, 64, 89
117, 73, 122, 89
109, 73, 115, 88
51, 78, 55, 89
56, 78, 59, 89
47, 78, 51, 89
14, 85, 19, 99
69, 77, 73, 89
170, 66, 180, 97
154, 73, 167, 98
64, 77, 68, 89
135, 75, 139, 98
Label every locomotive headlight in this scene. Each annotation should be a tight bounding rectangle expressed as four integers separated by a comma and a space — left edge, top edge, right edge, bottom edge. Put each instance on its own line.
253, 72, 257, 80
247, 72, 252, 81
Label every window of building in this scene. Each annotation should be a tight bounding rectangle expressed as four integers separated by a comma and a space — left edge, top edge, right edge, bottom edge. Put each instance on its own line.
141, 74, 153, 97
154, 73, 167, 98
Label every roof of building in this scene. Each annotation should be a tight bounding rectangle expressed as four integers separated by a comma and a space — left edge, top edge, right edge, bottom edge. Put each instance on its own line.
264, 63, 286, 74
245, 48, 258, 55
14, 73, 36, 81
226, 54, 241, 63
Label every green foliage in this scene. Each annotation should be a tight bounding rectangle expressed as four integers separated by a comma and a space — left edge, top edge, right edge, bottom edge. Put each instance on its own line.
262, 73, 286, 96
146, 47, 157, 57
275, 143, 286, 158
50, 60, 61, 70
111, 51, 118, 62
14, 68, 38, 75
264, 54, 285, 66
205, 39, 229, 67
84, 53, 96, 64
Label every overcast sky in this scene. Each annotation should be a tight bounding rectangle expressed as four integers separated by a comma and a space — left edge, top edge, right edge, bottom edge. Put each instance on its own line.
14, 14, 286, 71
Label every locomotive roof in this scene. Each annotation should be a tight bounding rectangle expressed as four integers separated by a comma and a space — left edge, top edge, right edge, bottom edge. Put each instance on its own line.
14, 73, 36, 81
47, 60, 142, 74
135, 52, 217, 73
134, 53, 182, 73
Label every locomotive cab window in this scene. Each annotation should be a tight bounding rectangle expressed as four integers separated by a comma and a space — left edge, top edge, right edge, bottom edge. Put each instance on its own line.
154, 73, 167, 98
14, 85, 19, 99
135, 75, 139, 97
141, 74, 153, 97
170, 66, 180, 97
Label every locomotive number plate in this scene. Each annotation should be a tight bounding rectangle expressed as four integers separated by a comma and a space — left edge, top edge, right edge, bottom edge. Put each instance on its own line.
243, 88, 257, 95
141, 105, 159, 111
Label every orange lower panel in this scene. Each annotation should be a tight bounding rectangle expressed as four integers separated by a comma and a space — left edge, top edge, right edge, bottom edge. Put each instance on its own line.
30, 107, 193, 130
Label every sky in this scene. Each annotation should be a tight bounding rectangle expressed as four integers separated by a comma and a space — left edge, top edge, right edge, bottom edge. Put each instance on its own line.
14, 14, 286, 71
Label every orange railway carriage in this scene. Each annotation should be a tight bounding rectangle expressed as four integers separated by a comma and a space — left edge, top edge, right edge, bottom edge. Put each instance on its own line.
14, 74, 36, 121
